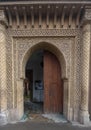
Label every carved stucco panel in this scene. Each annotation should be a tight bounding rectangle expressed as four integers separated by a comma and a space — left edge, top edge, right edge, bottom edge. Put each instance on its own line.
14, 38, 71, 79
10, 29, 81, 121
8, 29, 80, 37
6, 32, 13, 109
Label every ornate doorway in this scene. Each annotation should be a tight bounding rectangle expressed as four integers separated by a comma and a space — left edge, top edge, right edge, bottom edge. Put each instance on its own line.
19, 41, 68, 121
24, 49, 63, 114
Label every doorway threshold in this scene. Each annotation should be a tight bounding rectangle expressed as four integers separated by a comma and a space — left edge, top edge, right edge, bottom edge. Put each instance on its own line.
42, 114, 67, 123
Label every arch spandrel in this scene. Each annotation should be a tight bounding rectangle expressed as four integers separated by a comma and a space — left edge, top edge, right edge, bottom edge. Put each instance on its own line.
20, 41, 67, 79
12, 33, 78, 122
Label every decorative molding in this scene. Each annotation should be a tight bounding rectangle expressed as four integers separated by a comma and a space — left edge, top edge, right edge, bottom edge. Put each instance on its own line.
0, 1, 91, 6
7, 29, 80, 37
2, 5, 84, 28
5, 28, 81, 122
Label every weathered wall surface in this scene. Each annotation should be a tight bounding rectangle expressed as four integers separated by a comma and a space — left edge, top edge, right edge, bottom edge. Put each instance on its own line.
0, 25, 91, 125
0, 5, 91, 125
5, 29, 81, 123
0, 27, 82, 123
0, 24, 7, 113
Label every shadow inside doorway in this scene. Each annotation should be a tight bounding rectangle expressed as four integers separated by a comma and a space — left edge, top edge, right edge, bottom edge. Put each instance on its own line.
24, 100, 43, 114
24, 50, 44, 116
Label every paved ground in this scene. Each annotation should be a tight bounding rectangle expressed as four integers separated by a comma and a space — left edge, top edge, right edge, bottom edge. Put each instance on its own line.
0, 121, 91, 130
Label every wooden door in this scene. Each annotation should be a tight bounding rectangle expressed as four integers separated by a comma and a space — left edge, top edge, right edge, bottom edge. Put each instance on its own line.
44, 51, 63, 113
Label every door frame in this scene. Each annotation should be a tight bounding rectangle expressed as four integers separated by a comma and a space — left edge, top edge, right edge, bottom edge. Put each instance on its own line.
17, 42, 70, 121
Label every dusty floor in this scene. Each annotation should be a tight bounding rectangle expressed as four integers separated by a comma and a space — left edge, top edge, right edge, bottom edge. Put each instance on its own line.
0, 110, 91, 130
0, 100, 91, 130
24, 100, 66, 123
0, 121, 91, 130
24, 100, 48, 122
28, 113, 53, 122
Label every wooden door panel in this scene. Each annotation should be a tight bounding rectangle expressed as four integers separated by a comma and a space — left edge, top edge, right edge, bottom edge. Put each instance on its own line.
44, 51, 63, 113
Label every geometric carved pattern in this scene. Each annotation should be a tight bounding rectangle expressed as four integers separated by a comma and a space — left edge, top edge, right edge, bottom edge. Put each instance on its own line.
73, 35, 81, 120
1, 28, 81, 122
80, 24, 91, 111
6, 33, 13, 109
16, 38, 71, 78
0, 6, 91, 124
10, 28, 81, 121
0, 29, 7, 112
0, 10, 8, 112
13, 37, 73, 117
8, 29, 80, 37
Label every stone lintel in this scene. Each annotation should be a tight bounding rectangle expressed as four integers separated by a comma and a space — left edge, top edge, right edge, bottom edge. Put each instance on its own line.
0, 1, 91, 6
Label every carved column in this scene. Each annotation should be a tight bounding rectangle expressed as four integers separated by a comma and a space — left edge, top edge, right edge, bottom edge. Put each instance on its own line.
63, 78, 69, 119
17, 79, 24, 120
0, 10, 7, 112
80, 8, 91, 124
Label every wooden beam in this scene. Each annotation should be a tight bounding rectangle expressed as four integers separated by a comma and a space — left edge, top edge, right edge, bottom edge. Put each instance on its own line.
22, 7, 27, 28
68, 6, 75, 28
54, 6, 58, 28
6, 7, 12, 27
76, 6, 83, 28
39, 5, 42, 27
61, 5, 67, 28
0, 1, 91, 6
14, 6, 20, 27
31, 6, 34, 28
46, 5, 50, 28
